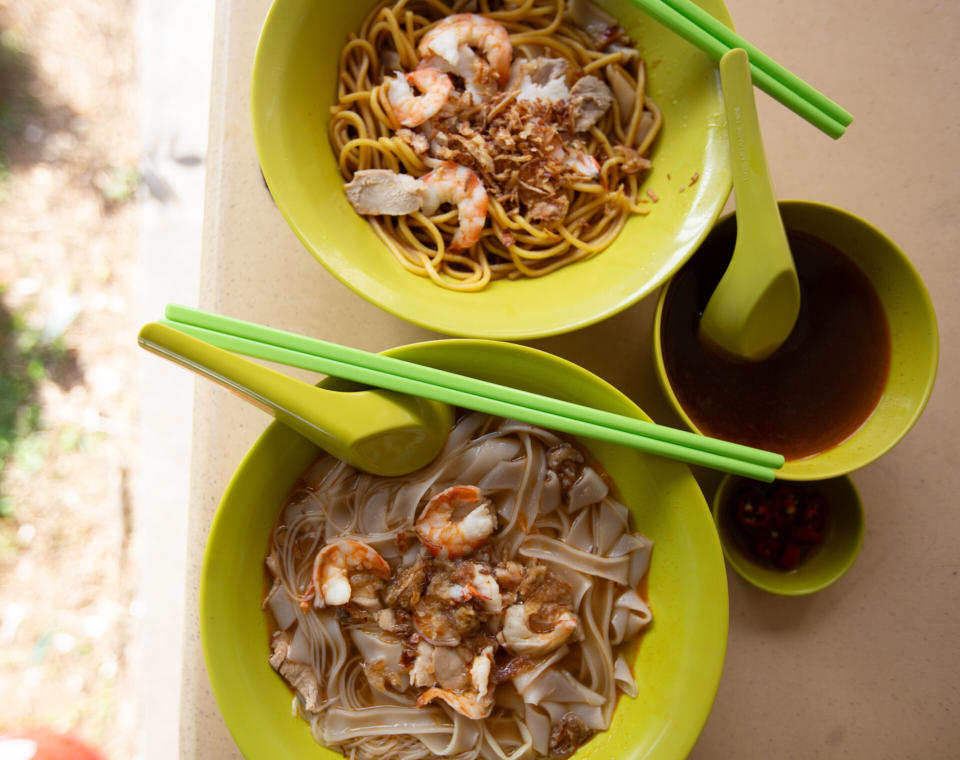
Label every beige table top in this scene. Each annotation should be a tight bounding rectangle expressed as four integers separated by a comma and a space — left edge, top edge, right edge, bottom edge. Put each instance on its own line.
179, 0, 960, 756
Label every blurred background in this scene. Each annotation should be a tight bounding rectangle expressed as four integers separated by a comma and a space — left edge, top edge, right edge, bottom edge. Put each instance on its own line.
0, 0, 212, 757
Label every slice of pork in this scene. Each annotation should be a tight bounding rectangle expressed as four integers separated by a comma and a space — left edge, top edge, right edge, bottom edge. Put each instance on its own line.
344, 169, 424, 215
269, 630, 322, 712
570, 75, 614, 132
510, 57, 570, 103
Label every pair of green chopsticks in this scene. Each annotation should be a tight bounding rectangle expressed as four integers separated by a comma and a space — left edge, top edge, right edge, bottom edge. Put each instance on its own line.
628, 0, 853, 138
162, 304, 783, 481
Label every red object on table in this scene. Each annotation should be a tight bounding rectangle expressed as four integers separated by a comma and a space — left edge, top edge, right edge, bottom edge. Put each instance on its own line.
0, 730, 105, 760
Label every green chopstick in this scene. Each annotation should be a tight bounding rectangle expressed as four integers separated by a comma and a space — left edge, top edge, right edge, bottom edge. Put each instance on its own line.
659, 0, 852, 126
163, 304, 783, 480
626, 0, 851, 138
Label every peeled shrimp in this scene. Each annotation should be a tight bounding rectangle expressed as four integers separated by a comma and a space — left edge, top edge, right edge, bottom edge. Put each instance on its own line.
418, 14, 512, 85
311, 539, 391, 607
415, 484, 495, 558
417, 684, 495, 719
387, 68, 453, 128
499, 602, 578, 656
418, 162, 489, 250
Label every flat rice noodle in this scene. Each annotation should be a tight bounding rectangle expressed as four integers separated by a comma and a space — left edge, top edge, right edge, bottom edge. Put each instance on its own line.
541, 471, 561, 513
389, 475, 440, 525
358, 487, 390, 534
497, 420, 562, 448
422, 708, 482, 756
567, 510, 594, 552
615, 588, 652, 620
576, 587, 616, 716
607, 66, 636, 125
283, 492, 322, 525
564, 702, 608, 731
629, 542, 653, 587
519, 535, 630, 585
323, 705, 455, 742
287, 622, 312, 665
524, 704, 552, 756
265, 583, 298, 631
512, 645, 569, 694
516, 667, 606, 707
481, 716, 532, 760
478, 458, 526, 492
609, 608, 649, 645
613, 654, 638, 698
567, 467, 608, 510
447, 439, 523, 484
539, 701, 607, 731
592, 502, 628, 556
301, 456, 338, 488
495, 494, 517, 522
606, 498, 631, 526
514, 445, 544, 537
608, 531, 651, 557
324, 494, 357, 535
349, 627, 404, 671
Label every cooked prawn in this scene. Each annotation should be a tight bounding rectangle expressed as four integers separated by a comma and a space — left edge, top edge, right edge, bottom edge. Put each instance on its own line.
415, 484, 495, 558
499, 602, 578, 656
418, 14, 512, 85
387, 68, 453, 128
418, 162, 489, 250
470, 645, 495, 697
417, 684, 494, 719
311, 539, 391, 607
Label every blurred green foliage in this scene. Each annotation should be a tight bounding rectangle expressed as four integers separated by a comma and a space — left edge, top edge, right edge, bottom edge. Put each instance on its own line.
0, 25, 36, 193
0, 296, 65, 517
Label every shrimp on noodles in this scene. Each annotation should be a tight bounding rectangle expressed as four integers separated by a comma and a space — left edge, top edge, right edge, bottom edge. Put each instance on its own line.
387, 68, 454, 127
311, 539, 390, 607
415, 484, 496, 557
499, 603, 578, 656
417, 13, 512, 85
418, 162, 489, 250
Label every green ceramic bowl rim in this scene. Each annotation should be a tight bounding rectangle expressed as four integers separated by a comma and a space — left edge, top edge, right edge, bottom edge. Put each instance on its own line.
710, 473, 865, 595
652, 199, 940, 481
200, 337, 729, 760
249, 0, 734, 340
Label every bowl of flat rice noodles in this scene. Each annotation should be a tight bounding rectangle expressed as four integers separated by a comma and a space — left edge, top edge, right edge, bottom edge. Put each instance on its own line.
251, 0, 733, 339
200, 340, 727, 760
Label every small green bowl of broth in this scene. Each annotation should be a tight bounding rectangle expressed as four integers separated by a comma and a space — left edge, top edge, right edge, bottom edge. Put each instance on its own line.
710, 474, 864, 595
653, 200, 939, 481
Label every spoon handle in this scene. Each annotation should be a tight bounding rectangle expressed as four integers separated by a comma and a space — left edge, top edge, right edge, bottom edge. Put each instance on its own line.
138, 322, 354, 461
722, 48, 783, 248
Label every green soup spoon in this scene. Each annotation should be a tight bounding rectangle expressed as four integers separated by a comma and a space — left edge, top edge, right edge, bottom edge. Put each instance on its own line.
138, 322, 452, 476
699, 48, 801, 361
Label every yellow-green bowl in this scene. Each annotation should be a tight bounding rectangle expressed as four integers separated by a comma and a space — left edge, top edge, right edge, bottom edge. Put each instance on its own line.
653, 200, 939, 481
251, 0, 733, 339
200, 340, 728, 760
711, 474, 864, 596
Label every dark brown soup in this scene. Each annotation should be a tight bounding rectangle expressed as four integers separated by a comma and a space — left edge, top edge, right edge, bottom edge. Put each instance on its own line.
660, 228, 891, 460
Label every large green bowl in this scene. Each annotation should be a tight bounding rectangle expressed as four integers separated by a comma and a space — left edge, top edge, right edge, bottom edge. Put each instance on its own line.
200, 340, 728, 760
251, 0, 733, 339
653, 200, 939, 481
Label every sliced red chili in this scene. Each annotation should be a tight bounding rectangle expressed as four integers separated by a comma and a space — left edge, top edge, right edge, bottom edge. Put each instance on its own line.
802, 495, 829, 530
771, 485, 803, 527
734, 488, 772, 527
790, 523, 825, 544
778, 541, 804, 570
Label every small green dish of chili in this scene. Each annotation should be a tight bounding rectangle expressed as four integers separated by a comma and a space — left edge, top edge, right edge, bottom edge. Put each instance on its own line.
711, 474, 864, 595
